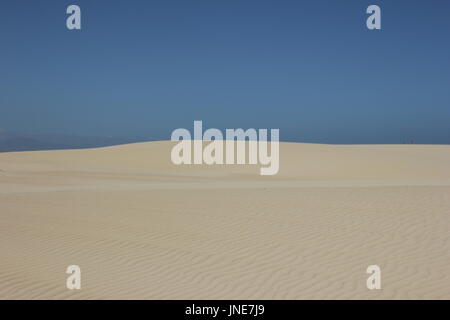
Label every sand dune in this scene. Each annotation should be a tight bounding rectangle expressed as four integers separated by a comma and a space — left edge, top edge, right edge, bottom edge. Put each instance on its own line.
1, 141, 449, 299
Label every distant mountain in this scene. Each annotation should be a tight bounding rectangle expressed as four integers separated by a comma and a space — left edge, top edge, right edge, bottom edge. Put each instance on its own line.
0, 131, 151, 152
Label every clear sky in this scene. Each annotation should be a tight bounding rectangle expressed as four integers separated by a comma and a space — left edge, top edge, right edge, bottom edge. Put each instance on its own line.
1, 0, 449, 143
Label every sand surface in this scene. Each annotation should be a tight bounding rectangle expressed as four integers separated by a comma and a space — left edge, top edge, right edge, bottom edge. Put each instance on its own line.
0, 141, 449, 299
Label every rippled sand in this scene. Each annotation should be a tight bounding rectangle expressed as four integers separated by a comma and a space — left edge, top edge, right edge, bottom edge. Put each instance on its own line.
1, 141, 449, 299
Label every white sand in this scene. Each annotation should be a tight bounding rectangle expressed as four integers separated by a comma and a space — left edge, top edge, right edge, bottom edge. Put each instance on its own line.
0, 141, 449, 299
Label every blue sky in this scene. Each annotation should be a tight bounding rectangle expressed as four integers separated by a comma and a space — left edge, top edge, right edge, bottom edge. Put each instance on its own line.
1, 0, 449, 143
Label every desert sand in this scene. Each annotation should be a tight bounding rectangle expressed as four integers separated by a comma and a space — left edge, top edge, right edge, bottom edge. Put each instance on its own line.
0, 141, 449, 299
